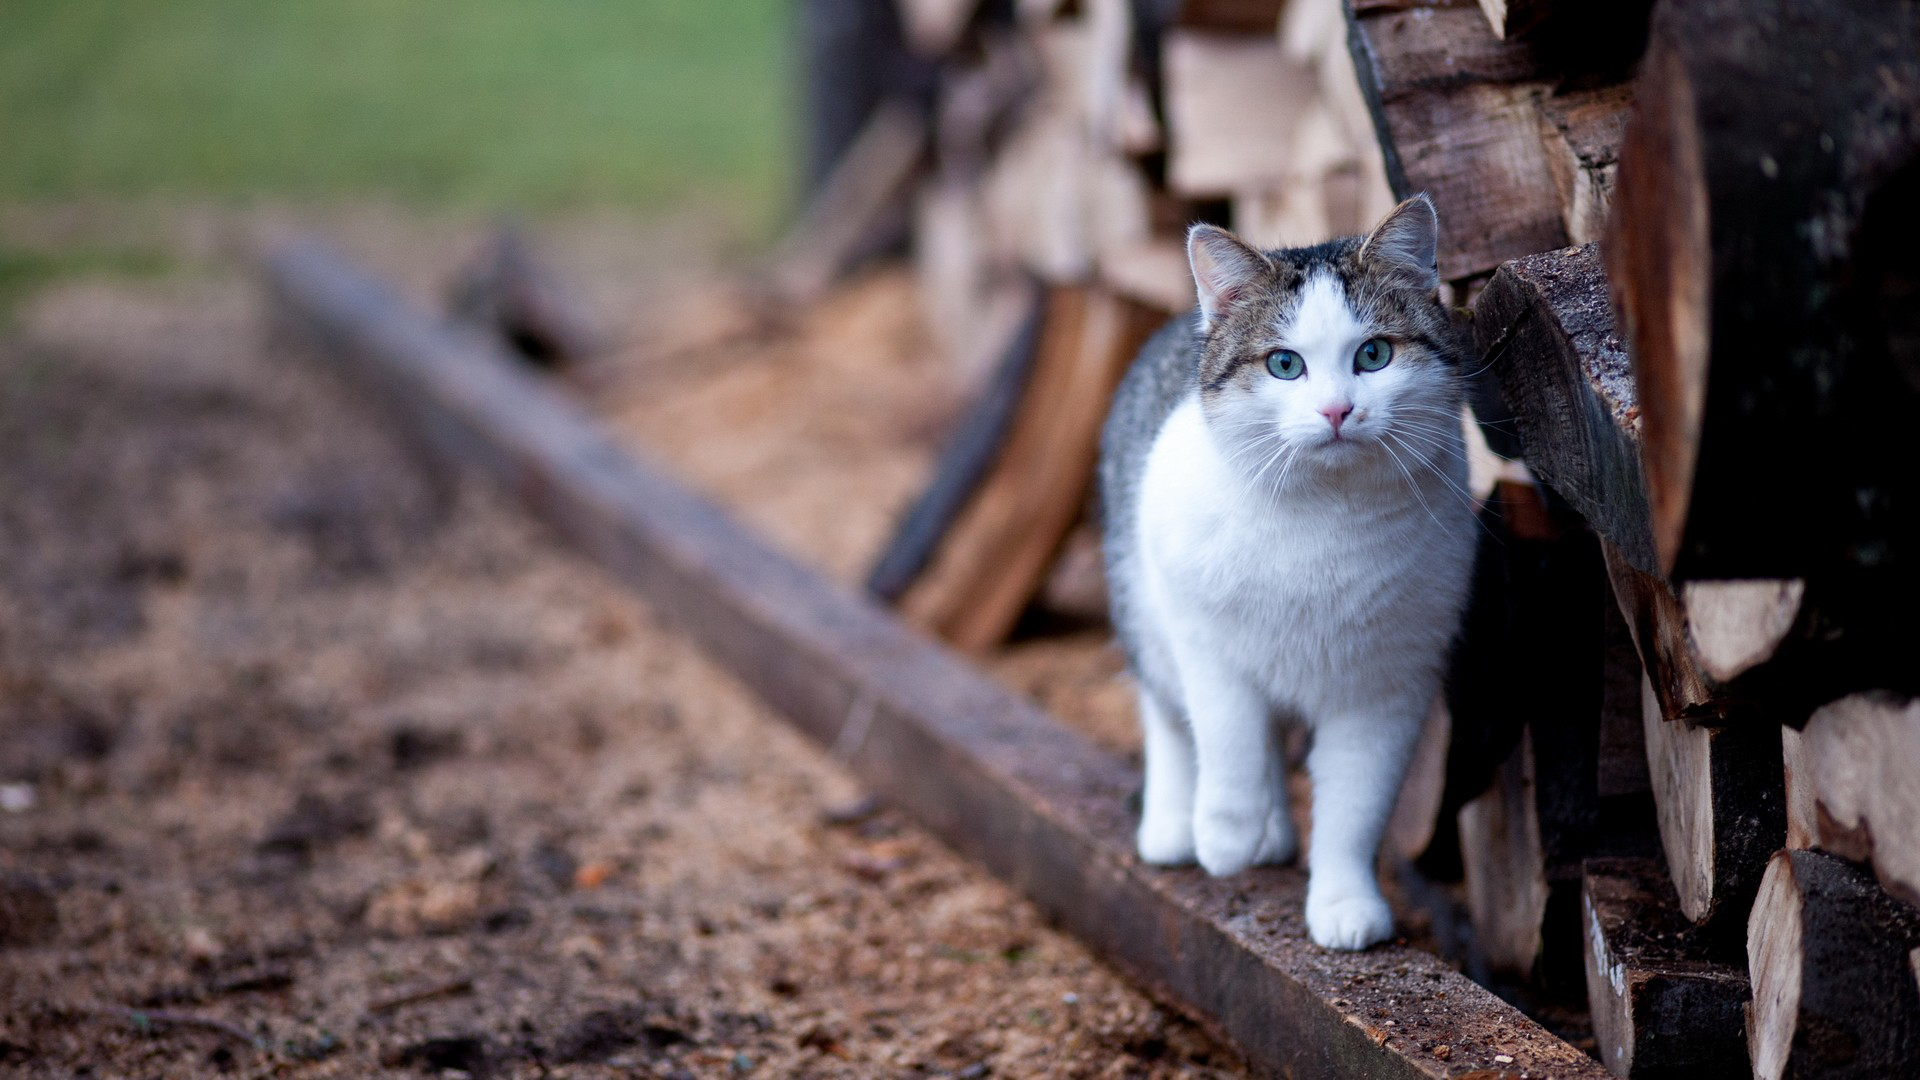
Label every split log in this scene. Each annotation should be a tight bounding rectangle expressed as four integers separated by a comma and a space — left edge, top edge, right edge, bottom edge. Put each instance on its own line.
1344, 1, 1564, 281
1582, 857, 1750, 1079
1606, 0, 1920, 588
771, 100, 929, 303
1459, 730, 1549, 978
866, 282, 1044, 601
1473, 244, 1654, 572
1790, 693, 1920, 908
1096, 240, 1194, 315
1746, 849, 1920, 1080
899, 287, 1161, 650
1679, 580, 1805, 688
1441, 482, 1657, 991
1536, 84, 1632, 245
1162, 30, 1315, 198
1642, 677, 1784, 929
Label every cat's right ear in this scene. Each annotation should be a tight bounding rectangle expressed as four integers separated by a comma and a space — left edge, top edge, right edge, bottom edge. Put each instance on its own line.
1187, 224, 1270, 332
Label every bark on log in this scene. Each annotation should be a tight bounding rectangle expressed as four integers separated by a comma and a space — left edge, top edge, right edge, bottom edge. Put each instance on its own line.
1746, 849, 1920, 1080
1606, 0, 1920, 590
1642, 677, 1784, 929
1474, 243, 1654, 572
1582, 857, 1750, 1079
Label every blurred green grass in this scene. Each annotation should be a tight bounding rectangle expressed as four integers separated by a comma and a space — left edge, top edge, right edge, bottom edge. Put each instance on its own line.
0, 0, 793, 230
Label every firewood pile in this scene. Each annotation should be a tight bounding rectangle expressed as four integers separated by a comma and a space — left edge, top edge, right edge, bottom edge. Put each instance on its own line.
780, 0, 1920, 1075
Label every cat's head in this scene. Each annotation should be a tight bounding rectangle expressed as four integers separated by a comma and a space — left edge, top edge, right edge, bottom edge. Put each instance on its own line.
1185, 195, 1468, 480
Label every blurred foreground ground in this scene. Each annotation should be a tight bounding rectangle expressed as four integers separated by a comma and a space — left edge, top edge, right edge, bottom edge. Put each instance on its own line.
0, 209, 1241, 1078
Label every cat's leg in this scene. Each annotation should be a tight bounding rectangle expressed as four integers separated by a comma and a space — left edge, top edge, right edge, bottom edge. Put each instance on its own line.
1135, 688, 1196, 864
1252, 746, 1297, 865
1302, 704, 1422, 950
1179, 659, 1279, 877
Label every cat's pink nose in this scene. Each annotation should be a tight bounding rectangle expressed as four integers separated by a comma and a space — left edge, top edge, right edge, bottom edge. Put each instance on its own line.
1320, 403, 1354, 435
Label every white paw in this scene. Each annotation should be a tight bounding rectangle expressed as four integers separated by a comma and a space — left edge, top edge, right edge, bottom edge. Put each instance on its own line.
1194, 804, 1269, 877
1136, 811, 1195, 865
1252, 809, 1297, 866
1306, 891, 1394, 951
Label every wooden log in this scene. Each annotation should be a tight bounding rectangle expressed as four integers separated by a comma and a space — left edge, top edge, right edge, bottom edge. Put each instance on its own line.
1459, 730, 1550, 978
770, 99, 929, 304
1606, 0, 1920, 586
1746, 849, 1920, 1080
1792, 693, 1920, 908
1582, 857, 1750, 1079
1642, 677, 1785, 929
267, 239, 1613, 1080
1536, 83, 1632, 245
866, 282, 1045, 602
899, 287, 1161, 650
1473, 244, 1655, 572
1162, 30, 1316, 198
1344, 1, 1564, 281
1680, 580, 1806, 688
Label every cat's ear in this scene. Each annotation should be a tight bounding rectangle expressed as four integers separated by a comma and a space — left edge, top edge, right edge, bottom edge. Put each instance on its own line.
1187, 224, 1271, 331
1359, 194, 1440, 293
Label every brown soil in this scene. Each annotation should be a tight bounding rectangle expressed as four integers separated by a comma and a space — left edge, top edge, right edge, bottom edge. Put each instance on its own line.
0, 213, 1245, 1079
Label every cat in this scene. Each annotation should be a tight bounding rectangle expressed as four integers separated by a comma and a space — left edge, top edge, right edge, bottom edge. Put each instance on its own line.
1097, 195, 1477, 951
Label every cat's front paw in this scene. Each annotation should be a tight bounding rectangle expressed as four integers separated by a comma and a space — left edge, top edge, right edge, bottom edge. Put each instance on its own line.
1305, 891, 1394, 951
1194, 805, 1269, 877
1136, 811, 1195, 865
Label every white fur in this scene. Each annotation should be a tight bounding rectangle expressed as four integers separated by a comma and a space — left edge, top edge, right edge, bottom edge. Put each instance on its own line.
1125, 270, 1475, 951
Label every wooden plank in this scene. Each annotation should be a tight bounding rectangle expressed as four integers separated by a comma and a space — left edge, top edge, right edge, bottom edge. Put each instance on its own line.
1582, 857, 1750, 1079
1458, 731, 1549, 978
265, 240, 1612, 1079
1746, 849, 1920, 1080
900, 286, 1160, 650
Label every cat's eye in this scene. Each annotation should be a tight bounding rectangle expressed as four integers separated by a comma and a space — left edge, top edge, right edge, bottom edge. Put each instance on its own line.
1265, 349, 1306, 380
1354, 338, 1393, 372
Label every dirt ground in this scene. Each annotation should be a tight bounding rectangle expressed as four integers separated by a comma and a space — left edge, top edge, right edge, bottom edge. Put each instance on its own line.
0, 211, 1245, 1078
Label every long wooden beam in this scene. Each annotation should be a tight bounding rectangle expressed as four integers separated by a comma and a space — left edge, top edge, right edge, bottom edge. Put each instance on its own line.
264, 241, 1609, 1080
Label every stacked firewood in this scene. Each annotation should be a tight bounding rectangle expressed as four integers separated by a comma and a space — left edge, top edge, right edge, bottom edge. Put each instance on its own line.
796, 1, 1920, 1075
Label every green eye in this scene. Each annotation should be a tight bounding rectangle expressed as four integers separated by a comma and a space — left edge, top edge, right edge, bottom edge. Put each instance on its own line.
1355, 337, 1393, 372
1265, 349, 1306, 380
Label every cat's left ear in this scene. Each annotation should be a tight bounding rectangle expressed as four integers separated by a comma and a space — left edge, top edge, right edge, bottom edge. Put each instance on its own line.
1360, 194, 1440, 293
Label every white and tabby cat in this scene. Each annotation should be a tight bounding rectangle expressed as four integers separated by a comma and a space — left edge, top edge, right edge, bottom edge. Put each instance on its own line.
1098, 195, 1476, 951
